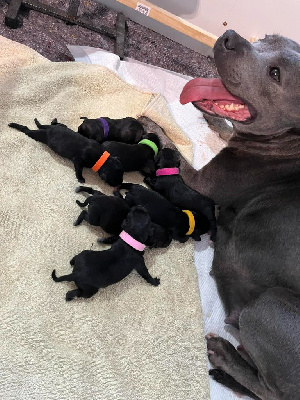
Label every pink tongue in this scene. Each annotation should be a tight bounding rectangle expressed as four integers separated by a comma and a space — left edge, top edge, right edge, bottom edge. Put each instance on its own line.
180, 78, 242, 105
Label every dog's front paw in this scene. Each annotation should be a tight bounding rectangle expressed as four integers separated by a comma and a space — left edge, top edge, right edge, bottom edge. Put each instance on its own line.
206, 334, 239, 371
152, 277, 160, 286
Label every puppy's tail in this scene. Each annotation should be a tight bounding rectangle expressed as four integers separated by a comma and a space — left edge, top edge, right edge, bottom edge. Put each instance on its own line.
52, 269, 73, 283
75, 186, 99, 195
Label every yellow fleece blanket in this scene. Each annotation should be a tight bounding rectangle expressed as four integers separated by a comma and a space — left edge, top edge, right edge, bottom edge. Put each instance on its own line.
0, 35, 209, 400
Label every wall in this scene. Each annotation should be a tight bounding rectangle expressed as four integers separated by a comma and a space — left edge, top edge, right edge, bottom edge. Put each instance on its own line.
97, 0, 300, 56
150, 0, 300, 43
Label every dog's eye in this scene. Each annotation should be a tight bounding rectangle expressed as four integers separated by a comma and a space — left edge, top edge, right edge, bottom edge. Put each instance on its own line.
269, 67, 280, 82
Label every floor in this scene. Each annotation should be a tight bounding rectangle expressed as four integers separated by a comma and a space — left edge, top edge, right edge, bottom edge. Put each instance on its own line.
0, 0, 217, 78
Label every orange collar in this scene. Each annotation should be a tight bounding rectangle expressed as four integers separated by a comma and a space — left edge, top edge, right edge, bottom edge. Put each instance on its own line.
92, 151, 110, 172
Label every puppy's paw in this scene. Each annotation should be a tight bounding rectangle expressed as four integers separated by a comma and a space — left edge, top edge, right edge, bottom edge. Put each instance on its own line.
78, 178, 85, 183
66, 293, 74, 301
152, 277, 160, 286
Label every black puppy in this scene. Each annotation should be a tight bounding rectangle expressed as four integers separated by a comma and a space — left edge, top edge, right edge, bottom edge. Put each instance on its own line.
52, 206, 160, 301
115, 183, 209, 243
78, 116, 145, 144
101, 133, 161, 174
8, 119, 124, 186
74, 186, 172, 248
144, 148, 217, 241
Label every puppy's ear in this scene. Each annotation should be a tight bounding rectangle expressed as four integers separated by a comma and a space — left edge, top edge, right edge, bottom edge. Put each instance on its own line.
174, 151, 181, 168
154, 151, 162, 168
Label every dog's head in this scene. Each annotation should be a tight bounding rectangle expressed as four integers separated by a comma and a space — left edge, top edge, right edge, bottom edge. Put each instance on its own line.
78, 118, 104, 143
98, 156, 124, 187
181, 30, 300, 136
121, 206, 154, 244
145, 223, 172, 248
155, 148, 180, 169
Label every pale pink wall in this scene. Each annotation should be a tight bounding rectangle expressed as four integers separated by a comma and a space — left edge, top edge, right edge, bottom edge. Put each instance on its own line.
185, 0, 300, 43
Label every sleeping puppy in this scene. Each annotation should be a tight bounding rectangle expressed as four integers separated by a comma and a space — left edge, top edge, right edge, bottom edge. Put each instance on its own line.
52, 206, 160, 301
74, 186, 172, 248
78, 116, 145, 144
101, 133, 161, 174
144, 148, 217, 241
114, 183, 210, 243
8, 119, 124, 186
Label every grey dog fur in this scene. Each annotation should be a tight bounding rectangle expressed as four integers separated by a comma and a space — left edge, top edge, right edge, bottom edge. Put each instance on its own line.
140, 30, 300, 399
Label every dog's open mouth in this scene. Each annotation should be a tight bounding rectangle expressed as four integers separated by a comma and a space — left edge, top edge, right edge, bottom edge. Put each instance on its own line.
180, 78, 252, 122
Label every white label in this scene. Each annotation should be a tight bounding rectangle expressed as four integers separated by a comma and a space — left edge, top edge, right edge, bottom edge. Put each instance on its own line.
135, 3, 151, 16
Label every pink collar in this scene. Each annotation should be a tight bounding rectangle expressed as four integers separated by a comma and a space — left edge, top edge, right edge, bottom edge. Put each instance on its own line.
119, 230, 146, 252
156, 168, 179, 176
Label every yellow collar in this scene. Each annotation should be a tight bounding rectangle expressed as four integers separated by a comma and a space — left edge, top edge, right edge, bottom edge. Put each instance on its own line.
182, 210, 195, 235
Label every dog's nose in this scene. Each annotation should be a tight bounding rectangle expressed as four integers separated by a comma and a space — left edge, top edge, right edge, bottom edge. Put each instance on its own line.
223, 30, 240, 50
220, 29, 249, 52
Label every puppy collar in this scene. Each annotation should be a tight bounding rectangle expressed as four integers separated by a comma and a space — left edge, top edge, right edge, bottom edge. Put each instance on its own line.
92, 151, 110, 172
98, 118, 109, 139
138, 139, 158, 156
182, 210, 195, 235
156, 168, 179, 176
119, 230, 146, 252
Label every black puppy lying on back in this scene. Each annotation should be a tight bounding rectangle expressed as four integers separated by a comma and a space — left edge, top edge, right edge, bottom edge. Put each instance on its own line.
74, 186, 172, 248
8, 119, 124, 186
78, 116, 145, 144
101, 133, 161, 175
115, 183, 210, 243
144, 148, 217, 241
52, 206, 160, 301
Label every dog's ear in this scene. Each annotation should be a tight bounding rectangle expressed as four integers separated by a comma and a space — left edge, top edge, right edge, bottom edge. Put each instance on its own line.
173, 151, 181, 168
154, 151, 162, 168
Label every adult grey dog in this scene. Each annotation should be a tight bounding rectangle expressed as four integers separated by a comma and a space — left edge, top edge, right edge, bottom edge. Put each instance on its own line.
178, 30, 300, 399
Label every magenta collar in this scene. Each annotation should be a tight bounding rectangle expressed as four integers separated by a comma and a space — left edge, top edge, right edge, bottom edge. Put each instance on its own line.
156, 168, 179, 176
119, 230, 146, 252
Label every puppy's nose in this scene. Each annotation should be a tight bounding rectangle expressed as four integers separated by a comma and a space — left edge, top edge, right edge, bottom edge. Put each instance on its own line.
222, 30, 246, 51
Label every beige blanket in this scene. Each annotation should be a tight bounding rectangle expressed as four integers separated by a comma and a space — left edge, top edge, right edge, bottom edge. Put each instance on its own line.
0, 36, 209, 400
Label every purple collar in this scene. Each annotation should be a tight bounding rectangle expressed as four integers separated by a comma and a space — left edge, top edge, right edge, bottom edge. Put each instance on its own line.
98, 118, 109, 139
156, 168, 180, 176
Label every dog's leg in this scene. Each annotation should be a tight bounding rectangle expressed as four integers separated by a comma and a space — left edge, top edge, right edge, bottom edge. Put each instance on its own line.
72, 157, 85, 183
208, 369, 260, 399
135, 263, 160, 286
34, 118, 52, 129
9, 123, 49, 144
206, 335, 274, 399
66, 288, 82, 301
97, 236, 119, 245
76, 198, 91, 207
73, 210, 89, 226
52, 269, 74, 282
70, 256, 76, 266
